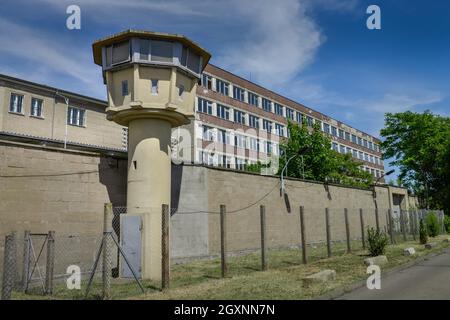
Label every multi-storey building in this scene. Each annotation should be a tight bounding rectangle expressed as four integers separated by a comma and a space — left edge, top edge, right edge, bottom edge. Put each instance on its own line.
194, 64, 385, 179
0, 64, 385, 180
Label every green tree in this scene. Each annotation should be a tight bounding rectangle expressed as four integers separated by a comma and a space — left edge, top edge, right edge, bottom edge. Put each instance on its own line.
279, 121, 372, 188
380, 111, 450, 212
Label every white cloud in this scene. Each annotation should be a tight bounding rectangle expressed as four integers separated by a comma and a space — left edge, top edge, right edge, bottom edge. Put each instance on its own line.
219, 0, 323, 87
0, 17, 104, 97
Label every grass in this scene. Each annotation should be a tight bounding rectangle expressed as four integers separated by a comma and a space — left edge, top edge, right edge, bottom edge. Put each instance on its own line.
11, 235, 450, 300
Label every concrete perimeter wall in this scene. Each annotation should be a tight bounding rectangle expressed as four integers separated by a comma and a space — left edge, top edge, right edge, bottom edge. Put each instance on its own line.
1, 142, 413, 264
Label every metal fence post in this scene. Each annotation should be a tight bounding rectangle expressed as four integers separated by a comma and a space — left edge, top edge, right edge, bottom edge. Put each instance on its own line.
325, 208, 332, 258
260, 205, 267, 271
102, 203, 113, 299
299, 206, 307, 264
360, 209, 366, 250
388, 209, 395, 244
401, 210, 407, 242
344, 208, 351, 253
410, 211, 416, 241
1, 232, 17, 300
161, 204, 170, 290
45, 231, 55, 295
375, 208, 380, 232
22, 230, 31, 292
220, 205, 228, 277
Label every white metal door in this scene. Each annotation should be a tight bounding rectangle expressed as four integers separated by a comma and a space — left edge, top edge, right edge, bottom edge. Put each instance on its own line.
120, 215, 142, 278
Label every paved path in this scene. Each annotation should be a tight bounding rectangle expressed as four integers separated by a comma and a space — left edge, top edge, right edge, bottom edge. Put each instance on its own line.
338, 250, 450, 300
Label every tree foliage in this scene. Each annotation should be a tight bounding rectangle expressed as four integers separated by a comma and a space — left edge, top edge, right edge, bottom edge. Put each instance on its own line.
278, 121, 373, 188
380, 111, 450, 212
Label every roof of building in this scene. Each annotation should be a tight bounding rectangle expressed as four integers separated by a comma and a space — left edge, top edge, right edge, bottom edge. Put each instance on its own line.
0, 73, 108, 107
0, 64, 381, 142
92, 29, 212, 69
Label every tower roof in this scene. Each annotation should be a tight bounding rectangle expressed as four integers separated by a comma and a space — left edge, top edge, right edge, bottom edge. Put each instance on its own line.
92, 29, 211, 69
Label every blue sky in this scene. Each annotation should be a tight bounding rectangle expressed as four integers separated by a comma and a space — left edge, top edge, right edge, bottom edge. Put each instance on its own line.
1, 0, 449, 182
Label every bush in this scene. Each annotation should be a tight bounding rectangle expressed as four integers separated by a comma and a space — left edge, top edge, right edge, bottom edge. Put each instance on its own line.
425, 212, 440, 237
444, 215, 450, 234
419, 219, 428, 244
366, 227, 389, 257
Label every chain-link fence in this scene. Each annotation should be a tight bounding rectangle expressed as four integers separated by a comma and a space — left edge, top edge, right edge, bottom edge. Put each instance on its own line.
1, 203, 446, 300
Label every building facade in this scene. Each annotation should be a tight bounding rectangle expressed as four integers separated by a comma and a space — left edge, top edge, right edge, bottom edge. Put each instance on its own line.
0, 63, 385, 179
194, 64, 385, 178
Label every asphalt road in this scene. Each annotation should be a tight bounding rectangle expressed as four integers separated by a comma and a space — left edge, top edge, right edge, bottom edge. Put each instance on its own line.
338, 249, 450, 300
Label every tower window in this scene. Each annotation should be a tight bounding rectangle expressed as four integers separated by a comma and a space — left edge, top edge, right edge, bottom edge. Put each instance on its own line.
178, 84, 185, 99
122, 80, 129, 96
151, 79, 158, 95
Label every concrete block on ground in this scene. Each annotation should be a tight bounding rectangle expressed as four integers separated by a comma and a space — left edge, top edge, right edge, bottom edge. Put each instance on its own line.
425, 242, 437, 249
364, 255, 388, 266
302, 270, 336, 287
403, 247, 416, 256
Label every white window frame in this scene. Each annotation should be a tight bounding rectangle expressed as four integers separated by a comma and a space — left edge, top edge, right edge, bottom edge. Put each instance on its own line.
9, 93, 24, 114
67, 106, 86, 127
30, 97, 44, 118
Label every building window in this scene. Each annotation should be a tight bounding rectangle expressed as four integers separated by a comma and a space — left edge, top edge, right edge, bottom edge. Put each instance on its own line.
340, 145, 346, 154
331, 126, 337, 137
363, 139, 368, 148
306, 116, 314, 127
9, 93, 24, 113
262, 98, 271, 112
323, 123, 330, 134
151, 79, 159, 95
345, 131, 351, 141
201, 74, 212, 89
178, 84, 184, 99
234, 110, 246, 125
200, 151, 214, 166
274, 103, 283, 116
249, 115, 259, 129
296, 112, 303, 124
248, 92, 259, 106
217, 104, 230, 120
233, 86, 245, 101
30, 98, 43, 118
368, 141, 373, 150
121, 80, 129, 96
286, 108, 294, 120
235, 158, 246, 171
338, 129, 344, 139
235, 134, 246, 149
249, 137, 259, 151
217, 129, 230, 145
197, 98, 212, 115
218, 155, 231, 168
364, 153, 369, 161
358, 137, 362, 146
202, 125, 214, 141
359, 151, 364, 160
351, 134, 357, 144
332, 142, 338, 152
266, 141, 273, 154
67, 106, 86, 127
139, 39, 150, 60
151, 40, 173, 63
352, 149, 358, 158
263, 119, 272, 133
216, 79, 229, 96
275, 123, 285, 136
